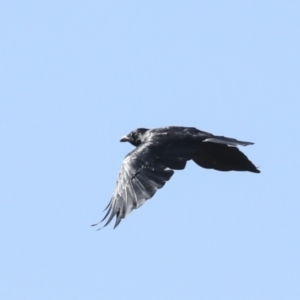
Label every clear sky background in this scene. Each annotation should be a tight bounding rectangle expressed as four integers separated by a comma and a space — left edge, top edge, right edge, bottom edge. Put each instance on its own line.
1, 1, 299, 299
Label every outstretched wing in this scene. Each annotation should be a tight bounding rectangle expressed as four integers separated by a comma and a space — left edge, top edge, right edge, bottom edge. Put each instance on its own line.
94, 144, 174, 229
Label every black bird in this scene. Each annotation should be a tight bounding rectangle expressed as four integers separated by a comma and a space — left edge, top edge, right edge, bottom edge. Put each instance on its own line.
93, 126, 260, 229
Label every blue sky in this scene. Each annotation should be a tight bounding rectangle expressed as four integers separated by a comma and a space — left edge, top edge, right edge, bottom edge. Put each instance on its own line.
1, 1, 300, 299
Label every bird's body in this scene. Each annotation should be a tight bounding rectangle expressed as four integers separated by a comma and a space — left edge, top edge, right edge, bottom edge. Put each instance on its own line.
93, 126, 260, 229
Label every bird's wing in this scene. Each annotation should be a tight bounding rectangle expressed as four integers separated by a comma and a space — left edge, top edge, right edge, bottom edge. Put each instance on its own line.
202, 136, 253, 146
94, 144, 174, 229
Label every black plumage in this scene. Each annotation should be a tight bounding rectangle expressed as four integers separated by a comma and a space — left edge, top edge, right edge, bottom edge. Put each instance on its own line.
92, 126, 260, 229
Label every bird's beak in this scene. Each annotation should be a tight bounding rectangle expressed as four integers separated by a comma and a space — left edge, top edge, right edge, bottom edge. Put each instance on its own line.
120, 135, 130, 142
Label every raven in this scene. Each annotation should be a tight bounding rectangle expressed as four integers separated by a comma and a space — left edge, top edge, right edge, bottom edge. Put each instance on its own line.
93, 126, 260, 229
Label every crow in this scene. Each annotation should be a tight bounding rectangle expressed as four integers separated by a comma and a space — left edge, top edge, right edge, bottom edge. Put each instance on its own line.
92, 126, 260, 229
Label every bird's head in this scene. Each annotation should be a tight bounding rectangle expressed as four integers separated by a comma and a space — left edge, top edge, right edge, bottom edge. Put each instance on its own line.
120, 128, 149, 147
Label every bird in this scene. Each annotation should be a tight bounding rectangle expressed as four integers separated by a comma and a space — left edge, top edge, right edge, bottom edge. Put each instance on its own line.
92, 126, 260, 229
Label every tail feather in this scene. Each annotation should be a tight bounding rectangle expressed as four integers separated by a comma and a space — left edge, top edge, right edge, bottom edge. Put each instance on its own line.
193, 142, 260, 173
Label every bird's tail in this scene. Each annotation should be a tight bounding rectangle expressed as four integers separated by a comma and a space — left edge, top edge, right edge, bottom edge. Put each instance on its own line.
193, 137, 260, 173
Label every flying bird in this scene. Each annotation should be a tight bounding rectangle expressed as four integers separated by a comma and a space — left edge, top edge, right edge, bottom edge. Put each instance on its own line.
92, 126, 260, 229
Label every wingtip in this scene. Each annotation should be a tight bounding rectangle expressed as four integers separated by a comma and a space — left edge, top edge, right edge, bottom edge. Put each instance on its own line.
245, 142, 254, 146
91, 221, 106, 231
113, 217, 122, 229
